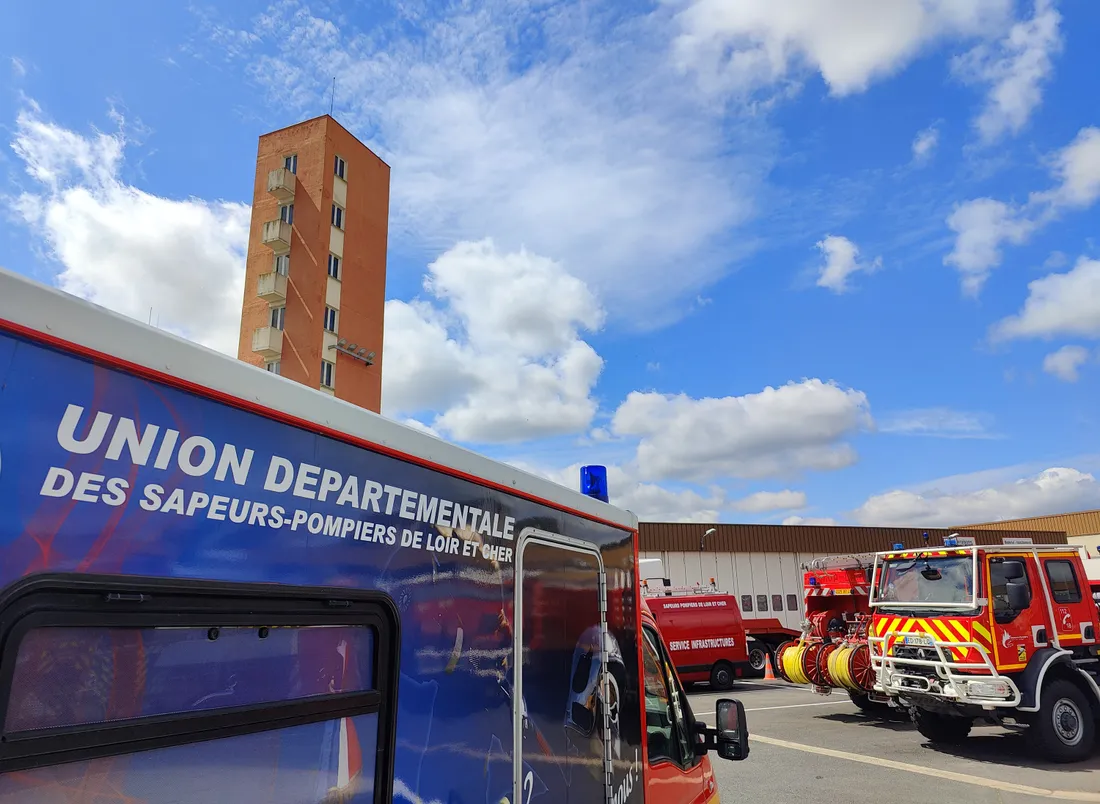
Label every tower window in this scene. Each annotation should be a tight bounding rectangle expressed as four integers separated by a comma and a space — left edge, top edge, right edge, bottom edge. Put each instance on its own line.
331, 204, 344, 229
334, 155, 346, 180
327, 254, 340, 279
270, 306, 285, 330
324, 306, 338, 333
284, 154, 297, 174
280, 204, 294, 225
274, 254, 289, 276
320, 360, 335, 388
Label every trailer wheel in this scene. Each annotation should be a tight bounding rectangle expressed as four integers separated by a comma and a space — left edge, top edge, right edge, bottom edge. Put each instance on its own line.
746, 642, 768, 677
913, 708, 972, 744
1027, 679, 1096, 763
710, 662, 734, 690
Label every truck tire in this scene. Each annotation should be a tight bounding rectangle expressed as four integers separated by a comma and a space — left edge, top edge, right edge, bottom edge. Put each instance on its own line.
1027, 679, 1096, 763
710, 661, 734, 690
746, 641, 768, 678
913, 708, 972, 743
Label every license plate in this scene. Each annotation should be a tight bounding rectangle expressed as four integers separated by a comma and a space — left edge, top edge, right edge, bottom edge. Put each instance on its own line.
902, 633, 935, 647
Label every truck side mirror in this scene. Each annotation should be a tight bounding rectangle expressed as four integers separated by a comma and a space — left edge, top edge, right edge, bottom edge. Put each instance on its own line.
713, 698, 749, 761
1003, 561, 1025, 581
1007, 580, 1030, 611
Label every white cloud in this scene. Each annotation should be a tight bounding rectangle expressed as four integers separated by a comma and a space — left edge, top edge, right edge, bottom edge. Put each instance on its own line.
815, 234, 881, 293
952, 0, 1062, 144
782, 515, 839, 526
944, 127, 1100, 293
1036, 126, 1100, 209
852, 466, 1100, 527
236, 0, 763, 327
943, 198, 1033, 294
911, 124, 940, 164
878, 407, 995, 439
382, 239, 604, 443
669, 0, 1012, 97
8, 102, 249, 354
11, 57, 26, 77
992, 257, 1100, 342
1042, 345, 1090, 382
732, 489, 807, 513
611, 379, 872, 482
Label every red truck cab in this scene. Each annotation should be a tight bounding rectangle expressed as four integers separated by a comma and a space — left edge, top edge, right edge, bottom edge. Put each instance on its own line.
870, 544, 1100, 762
638, 596, 727, 803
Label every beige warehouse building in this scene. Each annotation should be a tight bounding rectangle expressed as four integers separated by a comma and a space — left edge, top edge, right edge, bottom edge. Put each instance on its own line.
955, 508, 1100, 557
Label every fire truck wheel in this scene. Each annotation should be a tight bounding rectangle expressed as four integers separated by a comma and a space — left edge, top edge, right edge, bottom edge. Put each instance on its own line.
710, 662, 734, 690
847, 692, 875, 712
912, 708, 972, 744
1028, 679, 1096, 763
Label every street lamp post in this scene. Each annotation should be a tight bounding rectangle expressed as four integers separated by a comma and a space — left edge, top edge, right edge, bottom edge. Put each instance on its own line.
700, 527, 717, 551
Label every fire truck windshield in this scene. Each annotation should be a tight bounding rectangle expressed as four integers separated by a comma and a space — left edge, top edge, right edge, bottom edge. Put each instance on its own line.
876, 556, 975, 607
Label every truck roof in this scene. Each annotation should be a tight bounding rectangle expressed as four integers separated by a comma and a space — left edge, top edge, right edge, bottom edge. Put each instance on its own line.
0, 267, 638, 531
878, 544, 1078, 560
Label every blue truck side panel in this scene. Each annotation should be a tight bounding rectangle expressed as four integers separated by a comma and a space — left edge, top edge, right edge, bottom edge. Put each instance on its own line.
0, 331, 645, 804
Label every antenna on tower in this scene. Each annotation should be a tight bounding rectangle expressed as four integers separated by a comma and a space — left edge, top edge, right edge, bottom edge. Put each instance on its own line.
329, 76, 336, 116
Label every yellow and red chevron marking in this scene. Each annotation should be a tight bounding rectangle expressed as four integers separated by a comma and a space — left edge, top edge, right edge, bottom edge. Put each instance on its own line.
873, 615, 991, 661
882, 549, 971, 560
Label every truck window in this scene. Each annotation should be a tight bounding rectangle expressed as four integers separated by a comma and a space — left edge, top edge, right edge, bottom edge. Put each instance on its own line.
741, 595, 753, 612
1044, 560, 1082, 604
786, 594, 799, 612
772, 594, 784, 612
0, 575, 398, 803
641, 627, 695, 769
756, 595, 768, 612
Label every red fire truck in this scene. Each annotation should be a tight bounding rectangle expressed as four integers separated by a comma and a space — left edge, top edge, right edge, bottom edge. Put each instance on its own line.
773, 554, 888, 713
870, 541, 1100, 762
641, 577, 799, 690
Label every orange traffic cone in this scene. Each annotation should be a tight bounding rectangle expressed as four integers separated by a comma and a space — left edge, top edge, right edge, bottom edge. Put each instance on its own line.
764, 652, 776, 681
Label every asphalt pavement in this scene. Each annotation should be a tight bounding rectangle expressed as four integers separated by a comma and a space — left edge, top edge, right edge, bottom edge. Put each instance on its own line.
688, 680, 1100, 804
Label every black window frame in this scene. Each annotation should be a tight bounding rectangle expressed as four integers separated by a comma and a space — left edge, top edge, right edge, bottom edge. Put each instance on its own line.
640, 625, 701, 772
0, 572, 400, 804
1044, 559, 1083, 604
771, 594, 784, 612
740, 594, 752, 612
786, 593, 799, 612
756, 594, 768, 612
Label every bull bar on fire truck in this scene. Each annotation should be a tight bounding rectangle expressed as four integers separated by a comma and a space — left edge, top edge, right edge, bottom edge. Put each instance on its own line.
865, 543, 1079, 709
868, 627, 1022, 707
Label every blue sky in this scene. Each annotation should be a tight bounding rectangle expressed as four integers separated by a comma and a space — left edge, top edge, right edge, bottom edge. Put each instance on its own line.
3, 0, 1100, 527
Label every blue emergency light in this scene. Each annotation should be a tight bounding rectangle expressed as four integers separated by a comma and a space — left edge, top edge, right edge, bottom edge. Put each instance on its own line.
892, 543, 904, 550
944, 536, 958, 547
580, 465, 609, 503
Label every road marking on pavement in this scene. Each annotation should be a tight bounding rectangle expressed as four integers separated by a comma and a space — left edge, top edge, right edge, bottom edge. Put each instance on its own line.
748, 734, 1100, 802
